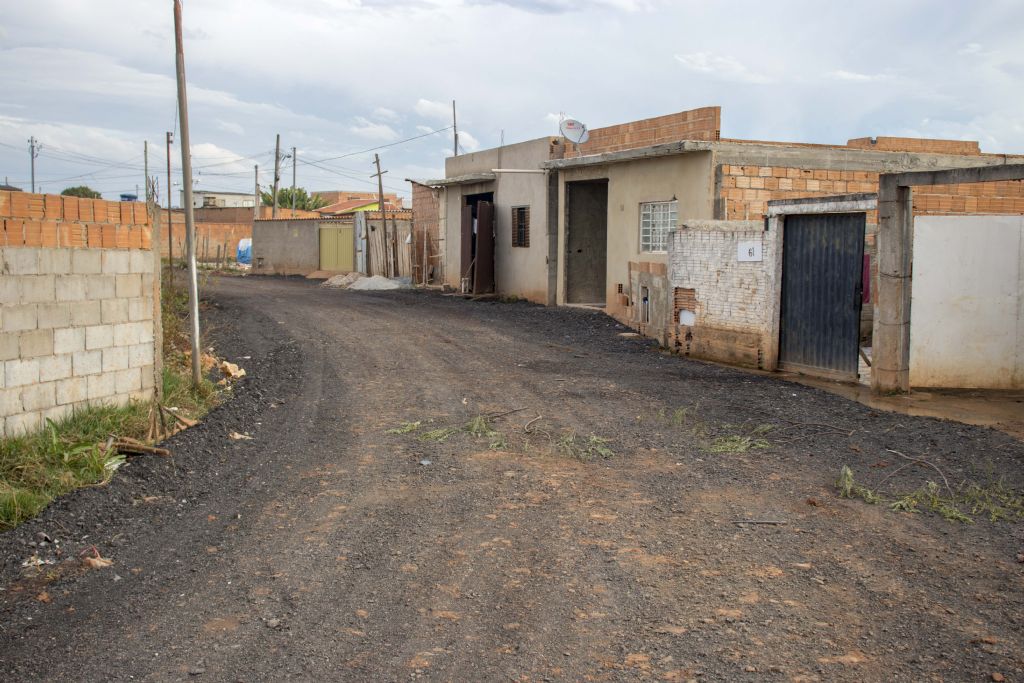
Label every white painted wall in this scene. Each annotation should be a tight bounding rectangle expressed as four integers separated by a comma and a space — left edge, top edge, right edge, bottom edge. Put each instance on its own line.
910, 215, 1024, 389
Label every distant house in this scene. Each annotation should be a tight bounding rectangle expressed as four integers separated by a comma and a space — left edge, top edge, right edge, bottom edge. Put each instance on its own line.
313, 189, 402, 208
182, 190, 255, 209
316, 198, 402, 218
0, 179, 22, 192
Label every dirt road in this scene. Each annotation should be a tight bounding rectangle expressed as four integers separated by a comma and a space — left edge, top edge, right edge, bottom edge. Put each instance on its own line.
2, 276, 1023, 682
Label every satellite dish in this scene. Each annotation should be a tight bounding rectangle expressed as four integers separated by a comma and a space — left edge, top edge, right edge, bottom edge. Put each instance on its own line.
559, 118, 590, 144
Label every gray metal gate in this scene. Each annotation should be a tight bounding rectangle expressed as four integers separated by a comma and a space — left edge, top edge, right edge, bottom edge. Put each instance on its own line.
779, 213, 865, 379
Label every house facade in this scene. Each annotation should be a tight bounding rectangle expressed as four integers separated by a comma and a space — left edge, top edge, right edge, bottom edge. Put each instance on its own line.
414, 106, 1024, 390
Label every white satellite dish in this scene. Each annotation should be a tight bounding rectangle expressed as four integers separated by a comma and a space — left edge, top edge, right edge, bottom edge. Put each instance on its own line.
559, 118, 590, 144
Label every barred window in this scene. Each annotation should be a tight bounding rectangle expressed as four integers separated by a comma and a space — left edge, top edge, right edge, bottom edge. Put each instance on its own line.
639, 200, 677, 253
512, 206, 530, 247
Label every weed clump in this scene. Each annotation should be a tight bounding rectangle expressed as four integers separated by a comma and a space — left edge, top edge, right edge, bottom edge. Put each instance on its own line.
387, 421, 422, 435
708, 435, 771, 454
837, 465, 1024, 524
555, 431, 615, 462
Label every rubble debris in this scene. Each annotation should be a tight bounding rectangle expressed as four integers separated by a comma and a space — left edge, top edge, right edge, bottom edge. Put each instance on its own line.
220, 360, 247, 380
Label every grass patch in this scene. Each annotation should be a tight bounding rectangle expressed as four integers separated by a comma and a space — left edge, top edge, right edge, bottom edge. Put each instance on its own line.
837, 465, 882, 504
708, 435, 771, 454
386, 421, 422, 435
0, 413, 134, 530
418, 426, 459, 443
0, 279, 222, 530
464, 415, 498, 438
837, 465, 1024, 524
555, 431, 615, 462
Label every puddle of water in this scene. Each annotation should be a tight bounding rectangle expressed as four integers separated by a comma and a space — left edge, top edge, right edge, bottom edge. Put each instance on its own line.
787, 374, 1024, 439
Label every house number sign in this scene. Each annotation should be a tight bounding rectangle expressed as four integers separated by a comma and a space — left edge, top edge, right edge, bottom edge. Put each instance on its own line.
737, 240, 763, 262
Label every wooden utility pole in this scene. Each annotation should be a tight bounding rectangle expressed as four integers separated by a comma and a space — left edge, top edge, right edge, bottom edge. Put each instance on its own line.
291, 146, 297, 213
272, 134, 281, 218
173, 0, 202, 388
253, 164, 259, 222
452, 100, 458, 156
372, 153, 390, 277
166, 131, 174, 286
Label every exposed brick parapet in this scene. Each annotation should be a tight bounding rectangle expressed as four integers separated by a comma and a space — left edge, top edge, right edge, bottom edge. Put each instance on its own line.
0, 192, 151, 250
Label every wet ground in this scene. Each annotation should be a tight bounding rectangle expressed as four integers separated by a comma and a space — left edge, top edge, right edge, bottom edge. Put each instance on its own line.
1, 275, 1022, 682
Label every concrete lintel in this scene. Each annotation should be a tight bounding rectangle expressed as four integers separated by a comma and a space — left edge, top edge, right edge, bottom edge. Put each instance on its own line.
679, 219, 762, 232
543, 141, 711, 170
767, 194, 877, 217
415, 172, 497, 187
884, 162, 1024, 188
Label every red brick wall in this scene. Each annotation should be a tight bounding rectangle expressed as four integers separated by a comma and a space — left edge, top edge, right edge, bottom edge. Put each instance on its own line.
719, 165, 1024, 221
846, 137, 981, 155
0, 191, 151, 249
160, 215, 251, 261
565, 106, 721, 158
192, 206, 318, 223
313, 190, 400, 206
411, 182, 440, 283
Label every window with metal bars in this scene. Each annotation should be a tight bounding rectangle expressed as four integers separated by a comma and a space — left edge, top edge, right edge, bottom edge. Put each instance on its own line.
512, 206, 530, 247
639, 200, 677, 253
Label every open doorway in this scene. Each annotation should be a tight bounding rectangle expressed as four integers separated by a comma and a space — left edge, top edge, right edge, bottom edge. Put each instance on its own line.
565, 180, 608, 305
460, 192, 494, 293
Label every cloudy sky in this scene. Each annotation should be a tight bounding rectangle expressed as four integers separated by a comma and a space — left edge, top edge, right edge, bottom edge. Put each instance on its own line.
1, 0, 1022, 203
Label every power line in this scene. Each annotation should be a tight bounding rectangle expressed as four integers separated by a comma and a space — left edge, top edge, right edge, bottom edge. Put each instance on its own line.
303, 125, 453, 164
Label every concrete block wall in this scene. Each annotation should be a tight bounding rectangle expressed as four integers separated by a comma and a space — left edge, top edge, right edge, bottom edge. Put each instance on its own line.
667, 220, 773, 368
1, 192, 157, 437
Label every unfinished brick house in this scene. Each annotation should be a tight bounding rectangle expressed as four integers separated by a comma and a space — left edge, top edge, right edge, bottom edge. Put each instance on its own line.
415, 106, 1024, 388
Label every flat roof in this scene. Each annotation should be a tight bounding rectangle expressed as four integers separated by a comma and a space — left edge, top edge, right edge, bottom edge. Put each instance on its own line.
412, 172, 496, 187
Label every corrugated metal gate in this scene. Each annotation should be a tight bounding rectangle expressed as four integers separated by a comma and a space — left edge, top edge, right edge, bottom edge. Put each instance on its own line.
779, 213, 865, 379
319, 225, 355, 272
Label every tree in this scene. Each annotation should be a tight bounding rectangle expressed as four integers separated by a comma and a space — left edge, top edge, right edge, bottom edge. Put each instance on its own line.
61, 185, 102, 199
259, 187, 329, 211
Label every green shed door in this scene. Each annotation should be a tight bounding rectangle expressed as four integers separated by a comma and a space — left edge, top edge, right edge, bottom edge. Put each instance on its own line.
319, 226, 355, 271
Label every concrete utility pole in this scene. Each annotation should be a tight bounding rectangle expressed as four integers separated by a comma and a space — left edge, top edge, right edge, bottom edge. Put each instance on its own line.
144, 140, 149, 202
272, 133, 281, 218
173, 0, 202, 388
452, 100, 458, 157
165, 131, 174, 285
253, 164, 259, 222
291, 146, 297, 213
372, 153, 390, 276
28, 137, 40, 193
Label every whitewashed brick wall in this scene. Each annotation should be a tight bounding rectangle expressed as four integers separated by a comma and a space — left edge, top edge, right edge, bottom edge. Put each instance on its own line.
0, 247, 157, 436
668, 220, 775, 334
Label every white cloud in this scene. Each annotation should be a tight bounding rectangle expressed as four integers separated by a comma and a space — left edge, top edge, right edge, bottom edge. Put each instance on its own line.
830, 69, 888, 82
414, 98, 452, 121
457, 130, 480, 152
675, 52, 771, 84
349, 116, 399, 140
373, 107, 400, 122
215, 119, 245, 135
958, 42, 983, 55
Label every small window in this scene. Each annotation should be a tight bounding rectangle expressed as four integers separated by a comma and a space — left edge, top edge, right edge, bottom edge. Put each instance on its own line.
512, 206, 530, 247
639, 200, 677, 253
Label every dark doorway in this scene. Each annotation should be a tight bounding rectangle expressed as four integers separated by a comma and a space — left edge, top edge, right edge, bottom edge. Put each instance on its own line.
565, 180, 608, 304
460, 192, 494, 293
779, 212, 866, 379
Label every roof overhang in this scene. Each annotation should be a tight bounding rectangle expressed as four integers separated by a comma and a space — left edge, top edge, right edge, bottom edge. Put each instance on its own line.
411, 172, 497, 187
543, 140, 714, 170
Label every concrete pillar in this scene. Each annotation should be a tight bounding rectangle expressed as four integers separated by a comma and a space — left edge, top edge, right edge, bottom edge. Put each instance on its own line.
872, 177, 913, 393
